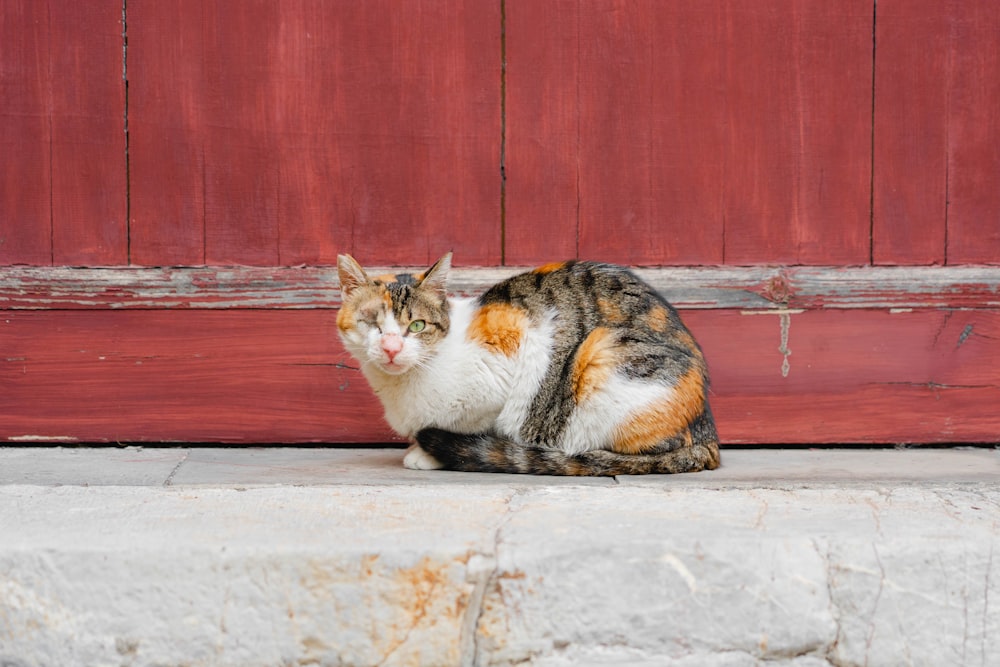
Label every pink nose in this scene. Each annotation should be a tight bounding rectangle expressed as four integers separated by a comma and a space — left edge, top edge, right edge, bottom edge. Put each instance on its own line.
381, 334, 404, 362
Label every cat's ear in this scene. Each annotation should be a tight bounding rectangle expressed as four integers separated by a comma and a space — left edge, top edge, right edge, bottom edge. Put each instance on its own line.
418, 252, 452, 300
337, 254, 370, 297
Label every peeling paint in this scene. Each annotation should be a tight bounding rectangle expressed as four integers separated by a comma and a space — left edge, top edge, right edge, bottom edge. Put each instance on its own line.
778, 312, 792, 378
4, 266, 1000, 310
958, 324, 974, 348
8, 435, 79, 442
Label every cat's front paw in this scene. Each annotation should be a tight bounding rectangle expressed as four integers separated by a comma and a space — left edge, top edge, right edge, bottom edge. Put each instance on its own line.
403, 444, 444, 470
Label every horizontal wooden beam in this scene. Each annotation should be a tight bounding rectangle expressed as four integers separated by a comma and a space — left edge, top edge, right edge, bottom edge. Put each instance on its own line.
2, 265, 1000, 310
3, 306, 999, 445
3, 265, 998, 445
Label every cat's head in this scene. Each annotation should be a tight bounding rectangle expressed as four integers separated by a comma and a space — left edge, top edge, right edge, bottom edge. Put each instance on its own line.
336, 253, 452, 376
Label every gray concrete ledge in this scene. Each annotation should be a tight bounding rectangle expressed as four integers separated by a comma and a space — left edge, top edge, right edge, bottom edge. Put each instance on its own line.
1, 447, 998, 666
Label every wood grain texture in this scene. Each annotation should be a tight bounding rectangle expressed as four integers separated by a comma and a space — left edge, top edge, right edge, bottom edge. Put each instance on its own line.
688, 309, 1000, 443
126, 0, 207, 265
1, 310, 386, 444
128, 0, 501, 268
4, 308, 998, 444
0, 0, 52, 265
0, 0, 126, 266
503, 0, 581, 264
48, 1, 127, 265
875, 0, 1000, 266
505, 0, 873, 266
714, 0, 873, 265
873, 0, 948, 265
944, 0, 1000, 265
575, 0, 727, 265
5, 265, 999, 311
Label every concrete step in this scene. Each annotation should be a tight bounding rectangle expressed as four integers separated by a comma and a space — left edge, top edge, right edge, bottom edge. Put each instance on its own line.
1, 447, 998, 666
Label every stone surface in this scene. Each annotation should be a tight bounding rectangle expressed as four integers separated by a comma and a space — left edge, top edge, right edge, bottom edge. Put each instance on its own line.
0, 446, 188, 486
0, 447, 997, 666
0, 484, 512, 667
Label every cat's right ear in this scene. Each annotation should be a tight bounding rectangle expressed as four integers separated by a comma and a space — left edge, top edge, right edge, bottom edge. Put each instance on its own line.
337, 254, 370, 297
418, 252, 452, 300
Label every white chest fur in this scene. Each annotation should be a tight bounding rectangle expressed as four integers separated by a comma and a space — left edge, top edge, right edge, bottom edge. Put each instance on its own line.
361, 298, 552, 439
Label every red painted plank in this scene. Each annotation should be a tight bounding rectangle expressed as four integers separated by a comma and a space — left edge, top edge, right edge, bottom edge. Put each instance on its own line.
128, 0, 501, 268
127, 0, 207, 265
1, 310, 392, 444
48, 1, 127, 265
0, 1, 52, 265
504, 0, 582, 264
686, 309, 1000, 443
507, 1, 873, 267
945, 1, 1000, 265
872, 0, 947, 265
4, 308, 998, 444
576, 1, 727, 265
717, 0, 873, 265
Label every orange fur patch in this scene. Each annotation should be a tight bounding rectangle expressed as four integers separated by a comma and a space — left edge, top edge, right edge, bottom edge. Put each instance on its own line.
612, 365, 705, 454
571, 327, 619, 403
468, 303, 528, 357
532, 262, 566, 275
647, 305, 670, 332
597, 298, 626, 324
373, 273, 398, 283
336, 301, 356, 332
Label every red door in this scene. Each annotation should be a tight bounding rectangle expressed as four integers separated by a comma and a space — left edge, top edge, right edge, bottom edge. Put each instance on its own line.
3, 1, 999, 444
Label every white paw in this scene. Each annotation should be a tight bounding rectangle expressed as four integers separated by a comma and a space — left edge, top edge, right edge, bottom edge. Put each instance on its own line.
403, 444, 444, 470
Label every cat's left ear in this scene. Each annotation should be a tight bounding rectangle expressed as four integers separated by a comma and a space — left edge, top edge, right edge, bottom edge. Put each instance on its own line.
337, 254, 370, 297
418, 252, 452, 300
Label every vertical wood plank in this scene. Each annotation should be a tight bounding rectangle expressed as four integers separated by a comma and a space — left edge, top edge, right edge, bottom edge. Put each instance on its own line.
506, 0, 872, 267
872, 0, 947, 265
945, 0, 1000, 265
278, 0, 502, 268
49, 1, 128, 265
577, 0, 727, 265
504, 0, 581, 264
129, 0, 501, 268
0, 1, 52, 265
128, 0, 207, 265
198, 2, 281, 266
719, 0, 872, 265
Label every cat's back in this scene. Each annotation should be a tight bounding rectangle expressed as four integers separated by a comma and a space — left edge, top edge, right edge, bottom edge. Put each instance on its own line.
477, 260, 690, 342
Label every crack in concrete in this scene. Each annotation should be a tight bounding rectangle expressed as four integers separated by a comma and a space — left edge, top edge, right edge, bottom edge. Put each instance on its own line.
162, 450, 189, 487
865, 545, 887, 667
464, 488, 526, 667
812, 538, 845, 667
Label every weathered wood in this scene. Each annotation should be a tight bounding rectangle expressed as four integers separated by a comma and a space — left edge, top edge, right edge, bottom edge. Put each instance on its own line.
0, 0, 52, 265
4, 308, 998, 444
0, 0, 126, 266
685, 308, 1000, 444
873, 0, 948, 264
504, 1, 874, 266
3, 265, 1000, 311
128, 0, 501, 268
49, 1, 127, 265
1, 310, 379, 444
943, 0, 1000, 265
874, 0, 1000, 266
503, 0, 581, 264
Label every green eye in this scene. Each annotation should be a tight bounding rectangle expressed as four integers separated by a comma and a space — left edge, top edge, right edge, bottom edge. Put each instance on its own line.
407, 320, 426, 334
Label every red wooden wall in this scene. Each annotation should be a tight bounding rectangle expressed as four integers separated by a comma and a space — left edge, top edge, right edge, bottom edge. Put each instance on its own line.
2, 1, 999, 445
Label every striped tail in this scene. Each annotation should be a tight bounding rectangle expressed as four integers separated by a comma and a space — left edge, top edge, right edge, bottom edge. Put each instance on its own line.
415, 414, 720, 477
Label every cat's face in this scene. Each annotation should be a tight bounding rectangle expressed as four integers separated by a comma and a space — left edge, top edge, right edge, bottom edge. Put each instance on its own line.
336, 254, 451, 376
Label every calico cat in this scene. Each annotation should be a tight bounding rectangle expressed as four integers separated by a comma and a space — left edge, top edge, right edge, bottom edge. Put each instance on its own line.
336, 253, 720, 476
